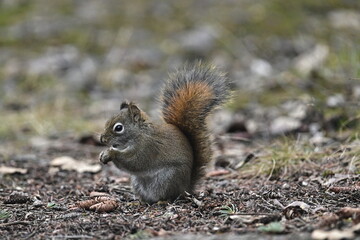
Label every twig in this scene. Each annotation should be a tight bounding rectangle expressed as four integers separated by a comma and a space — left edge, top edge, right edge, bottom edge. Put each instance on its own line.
267, 158, 276, 181
229, 213, 278, 216
328, 186, 360, 193
51, 235, 93, 239
25, 227, 39, 240
0, 221, 30, 227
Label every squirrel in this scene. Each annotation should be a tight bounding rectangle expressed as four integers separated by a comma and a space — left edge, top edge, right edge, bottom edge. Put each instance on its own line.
99, 62, 230, 203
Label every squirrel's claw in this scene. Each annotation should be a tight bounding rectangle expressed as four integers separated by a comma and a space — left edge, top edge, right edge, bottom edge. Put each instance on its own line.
99, 150, 112, 164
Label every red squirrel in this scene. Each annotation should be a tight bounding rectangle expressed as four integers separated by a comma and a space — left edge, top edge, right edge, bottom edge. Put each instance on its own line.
99, 62, 230, 203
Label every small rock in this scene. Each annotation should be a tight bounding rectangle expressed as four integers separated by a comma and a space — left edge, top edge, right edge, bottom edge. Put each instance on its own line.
26, 45, 80, 76
282, 101, 308, 120
294, 44, 329, 75
312, 229, 354, 240
245, 119, 262, 135
326, 94, 345, 107
209, 109, 234, 134
64, 57, 98, 90
270, 117, 301, 135
178, 25, 219, 54
328, 10, 360, 30
310, 132, 331, 145
0, 166, 27, 175
30, 137, 52, 149
33, 199, 44, 207
76, 1, 108, 22
51, 156, 101, 173
352, 85, 360, 99
309, 123, 321, 134
105, 68, 131, 86
250, 59, 273, 77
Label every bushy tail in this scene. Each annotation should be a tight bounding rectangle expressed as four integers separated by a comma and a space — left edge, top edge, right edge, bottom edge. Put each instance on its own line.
161, 62, 230, 187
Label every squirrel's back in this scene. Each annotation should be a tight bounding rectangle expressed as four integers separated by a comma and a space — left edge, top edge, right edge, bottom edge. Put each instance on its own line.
161, 62, 230, 187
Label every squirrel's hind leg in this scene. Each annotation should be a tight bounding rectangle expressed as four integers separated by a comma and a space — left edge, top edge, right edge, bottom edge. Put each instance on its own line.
131, 166, 191, 203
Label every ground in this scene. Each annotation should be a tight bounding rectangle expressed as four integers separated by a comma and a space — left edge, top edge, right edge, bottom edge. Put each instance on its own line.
0, 135, 359, 239
1, 1, 360, 239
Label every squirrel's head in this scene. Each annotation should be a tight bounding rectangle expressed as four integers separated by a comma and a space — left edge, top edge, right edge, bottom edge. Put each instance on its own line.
100, 101, 148, 152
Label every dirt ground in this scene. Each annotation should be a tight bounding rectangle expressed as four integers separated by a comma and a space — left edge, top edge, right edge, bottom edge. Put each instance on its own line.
1, 1, 360, 239
0, 135, 359, 240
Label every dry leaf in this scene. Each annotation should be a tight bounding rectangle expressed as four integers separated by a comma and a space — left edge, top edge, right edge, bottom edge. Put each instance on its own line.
337, 207, 360, 224
323, 174, 352, 186
0, 166, 27, 175
283, 201, 310, 219
318, 207, 360, 228
206, 169, 230, 177
152, 229, 169, 237
115, 177, 130, 183
229, 214, 281, 225
192, 197, 203, 207
312, 228, 354, 240
50, 156, 101, 173
89, 192, 110, 197
317, 213, 340, 228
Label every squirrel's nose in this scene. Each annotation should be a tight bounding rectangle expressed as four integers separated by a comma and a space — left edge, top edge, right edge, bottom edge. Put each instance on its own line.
100, 134, 106, 144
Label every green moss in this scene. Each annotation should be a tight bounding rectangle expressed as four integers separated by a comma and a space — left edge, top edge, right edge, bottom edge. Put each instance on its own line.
0, 2, 33, 26
0, 98, 100, 142
229, 82, 308, 111
0, 210, 10, 220
18, 74, 57, 93
227, 90, 251, 110
240, 137, 360, 177
242, 0, 359, 38
240, 138, 325, 178
57, 30, 105, 54
325, 42, 360, 78
258, 86, 304, 107
57, 1, 75, 15
258, 222, 284, 233
322, 169, 335, 178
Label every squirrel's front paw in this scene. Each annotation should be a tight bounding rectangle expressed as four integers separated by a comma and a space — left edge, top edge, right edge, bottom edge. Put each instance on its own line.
99, 149, 112, 164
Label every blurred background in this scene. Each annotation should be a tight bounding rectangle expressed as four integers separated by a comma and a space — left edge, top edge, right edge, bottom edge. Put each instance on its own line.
0, 0, 359, 146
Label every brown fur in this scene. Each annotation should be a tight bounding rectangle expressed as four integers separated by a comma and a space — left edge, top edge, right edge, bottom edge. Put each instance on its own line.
99, 63, 229, 203
161, 63, 230, 187
164, 82, 213, 127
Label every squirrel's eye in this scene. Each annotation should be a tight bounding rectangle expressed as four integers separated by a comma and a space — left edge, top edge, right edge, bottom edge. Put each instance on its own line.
113, 123, 124, 134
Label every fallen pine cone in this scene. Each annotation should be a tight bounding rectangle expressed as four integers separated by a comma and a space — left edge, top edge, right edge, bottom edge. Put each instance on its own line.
89, 199, 119, 213
77, 199, 99, 210
337, 207, 360, 224
317, 207, 360, 228
3, 191, 30, 204
328, 186, 360, 193
76, 195, 119, 213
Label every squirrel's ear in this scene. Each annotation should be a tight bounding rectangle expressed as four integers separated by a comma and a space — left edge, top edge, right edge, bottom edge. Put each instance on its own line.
120, 101, 129, 110
128, 103, 146, 123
